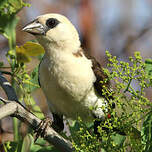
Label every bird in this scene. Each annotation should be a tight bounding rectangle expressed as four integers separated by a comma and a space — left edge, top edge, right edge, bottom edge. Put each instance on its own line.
22, 13, 113, 134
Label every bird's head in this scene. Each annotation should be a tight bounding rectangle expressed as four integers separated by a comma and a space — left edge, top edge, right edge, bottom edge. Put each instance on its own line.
22, 13, 80, 52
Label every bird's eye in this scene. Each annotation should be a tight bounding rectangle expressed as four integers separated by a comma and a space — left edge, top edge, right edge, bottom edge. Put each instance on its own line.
46, 18, 59, 29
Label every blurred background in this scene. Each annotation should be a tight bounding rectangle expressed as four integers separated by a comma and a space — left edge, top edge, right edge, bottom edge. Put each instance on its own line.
0, 0, 152, 143
17, 0, 152, 59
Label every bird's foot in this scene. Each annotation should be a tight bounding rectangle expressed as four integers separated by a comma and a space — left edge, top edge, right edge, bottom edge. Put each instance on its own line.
52, 113, 64, 132
34, 117, 52, 142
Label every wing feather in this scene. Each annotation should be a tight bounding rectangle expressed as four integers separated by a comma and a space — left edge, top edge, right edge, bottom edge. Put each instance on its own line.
82, 48, 113, 100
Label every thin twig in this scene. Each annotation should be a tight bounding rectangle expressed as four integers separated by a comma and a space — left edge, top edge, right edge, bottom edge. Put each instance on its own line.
124, 78, 132, 93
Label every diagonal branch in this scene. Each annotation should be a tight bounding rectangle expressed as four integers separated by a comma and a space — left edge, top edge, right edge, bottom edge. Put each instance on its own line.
0, 72, 74, 152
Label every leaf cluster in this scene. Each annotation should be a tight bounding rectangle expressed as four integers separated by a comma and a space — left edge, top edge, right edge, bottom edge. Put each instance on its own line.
71, 51, 152, 152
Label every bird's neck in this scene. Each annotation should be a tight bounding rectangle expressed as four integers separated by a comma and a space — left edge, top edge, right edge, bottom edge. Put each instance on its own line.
39, 39, 81, 57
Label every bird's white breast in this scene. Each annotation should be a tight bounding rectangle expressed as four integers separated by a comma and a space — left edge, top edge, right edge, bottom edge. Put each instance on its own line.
39, 49, 104, 121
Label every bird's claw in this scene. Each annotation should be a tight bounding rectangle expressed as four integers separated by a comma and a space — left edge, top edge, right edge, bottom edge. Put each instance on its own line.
34, 117, 52, 142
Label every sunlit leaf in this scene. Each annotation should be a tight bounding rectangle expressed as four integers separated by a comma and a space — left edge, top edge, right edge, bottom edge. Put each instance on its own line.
26, 97, 44, 119
22, 41, 45, 56
16, 42, 45, 63
16, 46, 31, 63
21, 134, 33, 152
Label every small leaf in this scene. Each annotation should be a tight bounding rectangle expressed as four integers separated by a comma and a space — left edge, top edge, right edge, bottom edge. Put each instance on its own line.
111, 133, 126, 147
29, 66, 40, 91
145, 58, 152, 78
22, 41, 45, 56
21, 134, 33, 152
16, 42, 45, 63
30, 138, 58, 152
141, 112, 152, 152
32, 104, 45, 119
16, 46, 31, 63
25, 97, 44, 119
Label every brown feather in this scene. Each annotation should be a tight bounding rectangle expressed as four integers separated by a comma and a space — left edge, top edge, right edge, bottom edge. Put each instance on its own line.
81, 48, 113, 100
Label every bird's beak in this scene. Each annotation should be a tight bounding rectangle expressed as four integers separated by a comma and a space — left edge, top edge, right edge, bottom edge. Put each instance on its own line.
22, 19, 45, 35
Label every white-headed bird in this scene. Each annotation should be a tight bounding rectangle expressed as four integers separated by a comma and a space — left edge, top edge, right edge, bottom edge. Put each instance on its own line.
22, 13, 113, 133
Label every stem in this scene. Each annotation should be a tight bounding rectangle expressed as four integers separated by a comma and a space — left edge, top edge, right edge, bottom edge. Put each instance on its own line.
13, 117, 19, 141
11, 77, 19, 142
9, 35, 19, 142
124, 78, 132, 93
8, 37, 13, 50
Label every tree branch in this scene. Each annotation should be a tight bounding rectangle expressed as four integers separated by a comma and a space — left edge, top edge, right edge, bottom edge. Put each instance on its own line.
0, 72, 74, 152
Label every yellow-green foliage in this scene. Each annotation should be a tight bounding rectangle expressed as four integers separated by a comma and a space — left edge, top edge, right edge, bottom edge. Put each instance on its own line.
71, 51, 152, 152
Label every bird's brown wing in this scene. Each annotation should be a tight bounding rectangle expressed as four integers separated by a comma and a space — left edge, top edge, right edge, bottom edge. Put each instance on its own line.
81, 48, 113, 100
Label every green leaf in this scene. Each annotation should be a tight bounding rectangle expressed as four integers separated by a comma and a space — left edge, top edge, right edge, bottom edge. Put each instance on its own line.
16, 42, 45, 63
35, 138, 47, 146
21, 134, 33, 152
23, 65, 40, 94
26, 97, 44, 119
21, 41, 45, 56
69, 121, 81, 134
28, 66, 40, 92
30, 138, 59, 152
111, 133, 126, 147
145, 58, 152, 79
141, 112, 152, 152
